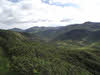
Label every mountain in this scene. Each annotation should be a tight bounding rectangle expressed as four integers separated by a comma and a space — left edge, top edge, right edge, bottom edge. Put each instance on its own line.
29, 22, 100, 41
53, 22, 100, 41
9, 26, 63, 41
25, 26, 61, 33
55, 29, 90, 40
54, 29, 100, 42
53, 21, 100, 37
0, 21, 100, 75
9, 22, 100, 41
0, 28, 100, 75
9, 28, 24, 32
9, 22, 100, 33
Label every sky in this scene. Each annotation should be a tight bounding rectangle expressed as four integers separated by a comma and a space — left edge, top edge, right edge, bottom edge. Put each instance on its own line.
0, 0, 100, 29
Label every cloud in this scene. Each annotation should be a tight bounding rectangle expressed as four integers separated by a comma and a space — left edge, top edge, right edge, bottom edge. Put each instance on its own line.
41, 0, 79, 8
60, 18, 73, 22
8, 0, 21, 3
0, 0, 100, 29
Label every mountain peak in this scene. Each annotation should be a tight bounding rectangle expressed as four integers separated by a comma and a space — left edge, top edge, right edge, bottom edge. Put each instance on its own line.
83, 21, 100, 25
9, 28, 23, 32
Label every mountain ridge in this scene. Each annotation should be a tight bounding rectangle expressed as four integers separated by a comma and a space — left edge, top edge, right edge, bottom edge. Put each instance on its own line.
8, 21, 100, 41
0, 26, 100, 75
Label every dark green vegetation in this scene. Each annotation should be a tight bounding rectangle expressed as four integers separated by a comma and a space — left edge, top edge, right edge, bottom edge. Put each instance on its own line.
0, 22, 100, 75
10, 21, 100, 41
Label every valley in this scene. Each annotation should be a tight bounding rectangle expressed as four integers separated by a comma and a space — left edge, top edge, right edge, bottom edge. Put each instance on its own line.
0, 22, 100, 75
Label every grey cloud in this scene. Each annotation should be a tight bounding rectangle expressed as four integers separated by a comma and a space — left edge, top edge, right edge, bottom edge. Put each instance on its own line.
60, 18, 73, 22
20, 3, 32, 10
13, 19, 53, 23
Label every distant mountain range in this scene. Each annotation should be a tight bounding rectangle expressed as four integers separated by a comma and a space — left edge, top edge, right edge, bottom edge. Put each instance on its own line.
9, 21, 100, 41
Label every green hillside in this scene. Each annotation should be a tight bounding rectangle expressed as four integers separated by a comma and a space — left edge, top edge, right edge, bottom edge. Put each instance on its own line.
54, 29, 100, 42
0, 29, 100, 75
11, 22, 100, 41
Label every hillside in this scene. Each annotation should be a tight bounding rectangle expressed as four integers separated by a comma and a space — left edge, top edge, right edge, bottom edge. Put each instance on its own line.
9, 22, 100, 41
9, 28, 24, 32
0, 28, 100, 75
55, 29, 100, 42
